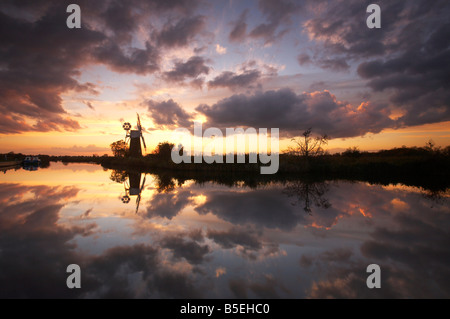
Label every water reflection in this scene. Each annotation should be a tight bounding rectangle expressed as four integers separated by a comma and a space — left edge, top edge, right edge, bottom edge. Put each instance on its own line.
111, 170, 147, 213
0, 162, 449, 298
283, 180, 331, 214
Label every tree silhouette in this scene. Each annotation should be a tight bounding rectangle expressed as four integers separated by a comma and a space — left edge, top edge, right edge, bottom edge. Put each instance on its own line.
110, 140, 129, 157
153, 141, 175, 161
288, 128, 328, 158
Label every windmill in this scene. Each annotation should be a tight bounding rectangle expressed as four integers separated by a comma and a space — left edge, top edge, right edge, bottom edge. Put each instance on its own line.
122, 113, 147, 157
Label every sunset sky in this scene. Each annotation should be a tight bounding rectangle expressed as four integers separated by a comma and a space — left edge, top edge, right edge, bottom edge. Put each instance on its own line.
0, 0, 449, 156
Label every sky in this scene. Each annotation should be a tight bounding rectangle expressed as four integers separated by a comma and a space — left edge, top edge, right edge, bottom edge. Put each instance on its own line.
0, 0, 449, 156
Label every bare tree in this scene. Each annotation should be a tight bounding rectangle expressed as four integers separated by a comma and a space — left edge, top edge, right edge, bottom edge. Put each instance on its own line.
288, 128, 328, 158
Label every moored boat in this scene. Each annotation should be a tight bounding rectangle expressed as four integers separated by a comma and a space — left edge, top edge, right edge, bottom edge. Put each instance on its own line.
22, 156, 41, 165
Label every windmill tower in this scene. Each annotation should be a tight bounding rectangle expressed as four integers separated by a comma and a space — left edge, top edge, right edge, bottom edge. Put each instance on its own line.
122, 113, 147, 157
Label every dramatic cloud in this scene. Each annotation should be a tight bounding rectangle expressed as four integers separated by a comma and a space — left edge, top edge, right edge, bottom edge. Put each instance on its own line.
0, 0, 204, 134
146, 99, 193, 128
196, 88, 394, 138
0, 4, 101, 133
163, 56, 210, 83
303, 0, 450, 127
207, 70, 261, 91
2, 0, 449, 143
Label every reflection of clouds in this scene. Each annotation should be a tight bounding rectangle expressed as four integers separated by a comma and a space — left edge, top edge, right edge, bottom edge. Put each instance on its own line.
207, 227, 262, 250
84, 244, 203, 298
145, 189, 193, 220
0, 183, 95, 298
196, 189, 304, 230
206, 227, 282, 261
195, 185, 345, 230
0, 183, 204, 298
229, 275, 289, 299
360, 206, 450, 297
160, 233, 211, 265
2, 175, 449, 298
304, 187, 450, 298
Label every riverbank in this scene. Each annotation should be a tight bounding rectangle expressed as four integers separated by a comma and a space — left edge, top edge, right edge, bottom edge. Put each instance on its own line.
0, 160, 21, 168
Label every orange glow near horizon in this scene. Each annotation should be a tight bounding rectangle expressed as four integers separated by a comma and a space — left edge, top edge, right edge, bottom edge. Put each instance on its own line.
1, 120, 448, 156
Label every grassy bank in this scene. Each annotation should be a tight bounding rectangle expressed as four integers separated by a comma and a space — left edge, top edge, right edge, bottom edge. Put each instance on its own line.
95, 148, 450, 191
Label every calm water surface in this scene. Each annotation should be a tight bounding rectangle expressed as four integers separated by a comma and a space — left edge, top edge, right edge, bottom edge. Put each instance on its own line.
1, 162, 449, 298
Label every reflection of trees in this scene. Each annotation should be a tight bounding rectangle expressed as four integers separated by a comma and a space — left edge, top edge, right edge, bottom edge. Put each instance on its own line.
283, 180, 331, 214
154, 172, 178, 193
110, 170, 127, 183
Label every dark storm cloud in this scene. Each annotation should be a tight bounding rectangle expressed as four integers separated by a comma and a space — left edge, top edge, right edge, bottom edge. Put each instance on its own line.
303, 0, 450, 127
228, 9, 248, 42
196, 88, 394, 138
146, 99, 193, 128
163, 56, 210, 83
207, 70, 261, 91
155, 15, 205, 48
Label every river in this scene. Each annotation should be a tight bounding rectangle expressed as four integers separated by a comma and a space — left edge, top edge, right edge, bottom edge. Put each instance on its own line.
0, 162, 449, 298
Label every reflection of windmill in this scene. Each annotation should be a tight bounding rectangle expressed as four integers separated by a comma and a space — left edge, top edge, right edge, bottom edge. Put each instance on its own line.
122, 113, 147, 157
121, 172, 147, 213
